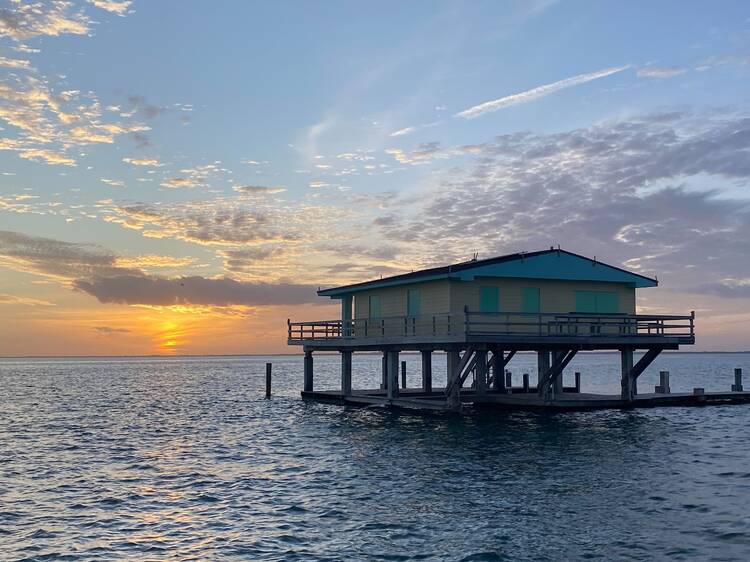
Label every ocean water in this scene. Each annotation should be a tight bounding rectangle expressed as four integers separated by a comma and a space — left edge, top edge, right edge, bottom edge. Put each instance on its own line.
1, 352, 750, 561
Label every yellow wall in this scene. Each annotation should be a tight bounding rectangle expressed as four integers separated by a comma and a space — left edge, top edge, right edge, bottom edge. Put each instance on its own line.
352, 277, 635, 317
449, 278, 635, 314
353, 279, 450, 318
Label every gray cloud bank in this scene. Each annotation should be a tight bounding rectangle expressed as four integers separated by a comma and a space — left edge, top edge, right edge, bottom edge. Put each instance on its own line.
0, 230, 318, 307
378, 110, 750, 297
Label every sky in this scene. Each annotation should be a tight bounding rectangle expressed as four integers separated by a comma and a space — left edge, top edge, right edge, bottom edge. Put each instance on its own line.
1, 0, 749, 355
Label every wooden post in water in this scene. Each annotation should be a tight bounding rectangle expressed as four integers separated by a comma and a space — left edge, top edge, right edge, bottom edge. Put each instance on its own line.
421, 350, 432, 393
475, 350, 487, 395
505, 370, 512, 393
303, 351, 313, 392
574, 372, 581, 393
341, 351, 352, 397
522, 373, 529, 393
446, 350, 461, 409
552, 350, 564, 396
655, 371, 670, 394
387, 351, 400, 399
620, 347, 635, 401
401, 360, 407, 389
381, 351, 388, 390
732, 368, 743, 392
265, 362, 272, 398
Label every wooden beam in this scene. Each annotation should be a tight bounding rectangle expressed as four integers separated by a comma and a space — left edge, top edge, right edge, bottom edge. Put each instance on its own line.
538, 349, 577, 400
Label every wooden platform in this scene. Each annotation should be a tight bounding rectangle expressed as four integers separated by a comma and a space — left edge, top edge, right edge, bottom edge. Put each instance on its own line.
301, 387, 750, 412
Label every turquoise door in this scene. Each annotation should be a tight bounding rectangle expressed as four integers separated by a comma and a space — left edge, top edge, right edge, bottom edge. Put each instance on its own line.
522, 287, 540, 313
575, 291, 618, 313
407, 289, 420, 316
479, 286, 499, 313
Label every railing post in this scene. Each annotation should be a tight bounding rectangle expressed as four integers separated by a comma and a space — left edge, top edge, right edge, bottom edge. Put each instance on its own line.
287, 318, 291, 339
432, 315, 436, 336
464, 305, 469, 335
690, 311, 695, 337
381, 318, 385, 337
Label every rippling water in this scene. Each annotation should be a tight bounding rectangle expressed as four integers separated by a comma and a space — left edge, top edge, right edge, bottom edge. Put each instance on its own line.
2, 353, 750, 561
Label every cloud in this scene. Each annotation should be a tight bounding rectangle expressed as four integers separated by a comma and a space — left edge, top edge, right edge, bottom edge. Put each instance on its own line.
309, 180, 329, 188
93, 326, 131, 334
0, 293, 54, 306
159, 163, 220, 189
455, 65, 630, 119
375, 110, 750, 297
74, 276, 318, 306
0, 230, 320, 308
637, 66, 687, 78
390, 126, 417, 137
100, 178, 124, 187
693, 280, 750, 299
0, 1, 90, 41
123, 156, 162, 167
0, 56, 30, 68
87, 1, 132, 15
385, 142, 483, 164
18, 148, 76, 166
232, 185, 286, 195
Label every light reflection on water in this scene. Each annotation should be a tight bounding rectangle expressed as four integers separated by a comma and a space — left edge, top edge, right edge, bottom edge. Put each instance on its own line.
1, 353, 749, 560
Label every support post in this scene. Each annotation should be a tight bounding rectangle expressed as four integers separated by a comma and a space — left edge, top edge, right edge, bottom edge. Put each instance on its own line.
401, 360, 407, 389
620, 347, 635, 401
522, 373, 529, 392
387, 351, 400, 400
732, 368, 743, 392
475, 350, 487, 395
381, 351, 388, 390
537, 350, 551, 401
552, 350, 565, 396
505, 371, 512, 392
574, 372, 581, 393
421, 350, 432, 393
655, 371, 670, 394
446, 350, 461, 409
341, 351, 352, 397
265, 362, 272, 398
303, 350, 313, 392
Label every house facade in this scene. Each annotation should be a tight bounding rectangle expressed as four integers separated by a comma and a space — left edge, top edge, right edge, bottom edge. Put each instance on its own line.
318, 249, 653, 322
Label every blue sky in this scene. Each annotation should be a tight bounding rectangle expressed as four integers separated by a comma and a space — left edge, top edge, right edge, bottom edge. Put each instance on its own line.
1, 0, 750, 354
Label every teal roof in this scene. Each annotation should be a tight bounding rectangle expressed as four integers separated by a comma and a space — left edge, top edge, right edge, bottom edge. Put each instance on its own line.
318, 249, 657, 298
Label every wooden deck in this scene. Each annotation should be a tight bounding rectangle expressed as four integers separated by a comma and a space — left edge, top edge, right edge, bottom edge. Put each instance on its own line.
301, 387, 750, 412
288, 311, 695, 351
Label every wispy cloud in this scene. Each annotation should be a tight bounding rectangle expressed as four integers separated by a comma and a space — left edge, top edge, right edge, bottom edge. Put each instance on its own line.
455, 65, 630, 119
123, 156, 162, 167
87, 1, 132, 16
232, 185, 286, 195
390, 126, 417, 137
637, 66, 687, 78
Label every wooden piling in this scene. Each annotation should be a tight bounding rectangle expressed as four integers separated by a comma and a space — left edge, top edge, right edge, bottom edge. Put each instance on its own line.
656, 370, 670, 394
401, 360, 407, 389
574, 372, 581, 393
265, 362, 272, 398
732, 368, 743, 392
421, 350, 432, 393
522, 373, 529, 393
303, 350, 313, 392
505, 371, 512, 393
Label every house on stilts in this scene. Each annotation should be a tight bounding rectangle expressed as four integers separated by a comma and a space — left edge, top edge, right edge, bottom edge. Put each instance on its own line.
287, 248, 748, 411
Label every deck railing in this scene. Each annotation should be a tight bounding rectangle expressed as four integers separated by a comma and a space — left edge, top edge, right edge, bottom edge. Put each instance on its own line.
287, 311, 695, 341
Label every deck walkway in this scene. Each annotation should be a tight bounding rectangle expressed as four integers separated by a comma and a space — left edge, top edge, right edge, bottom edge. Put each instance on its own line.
301, 387, 750, 412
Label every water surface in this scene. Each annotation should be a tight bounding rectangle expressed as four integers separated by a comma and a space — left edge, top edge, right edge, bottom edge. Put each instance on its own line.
1, 353, 749, 560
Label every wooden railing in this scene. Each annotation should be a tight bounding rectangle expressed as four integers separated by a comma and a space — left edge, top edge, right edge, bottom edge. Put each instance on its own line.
287, 311, 695, 341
